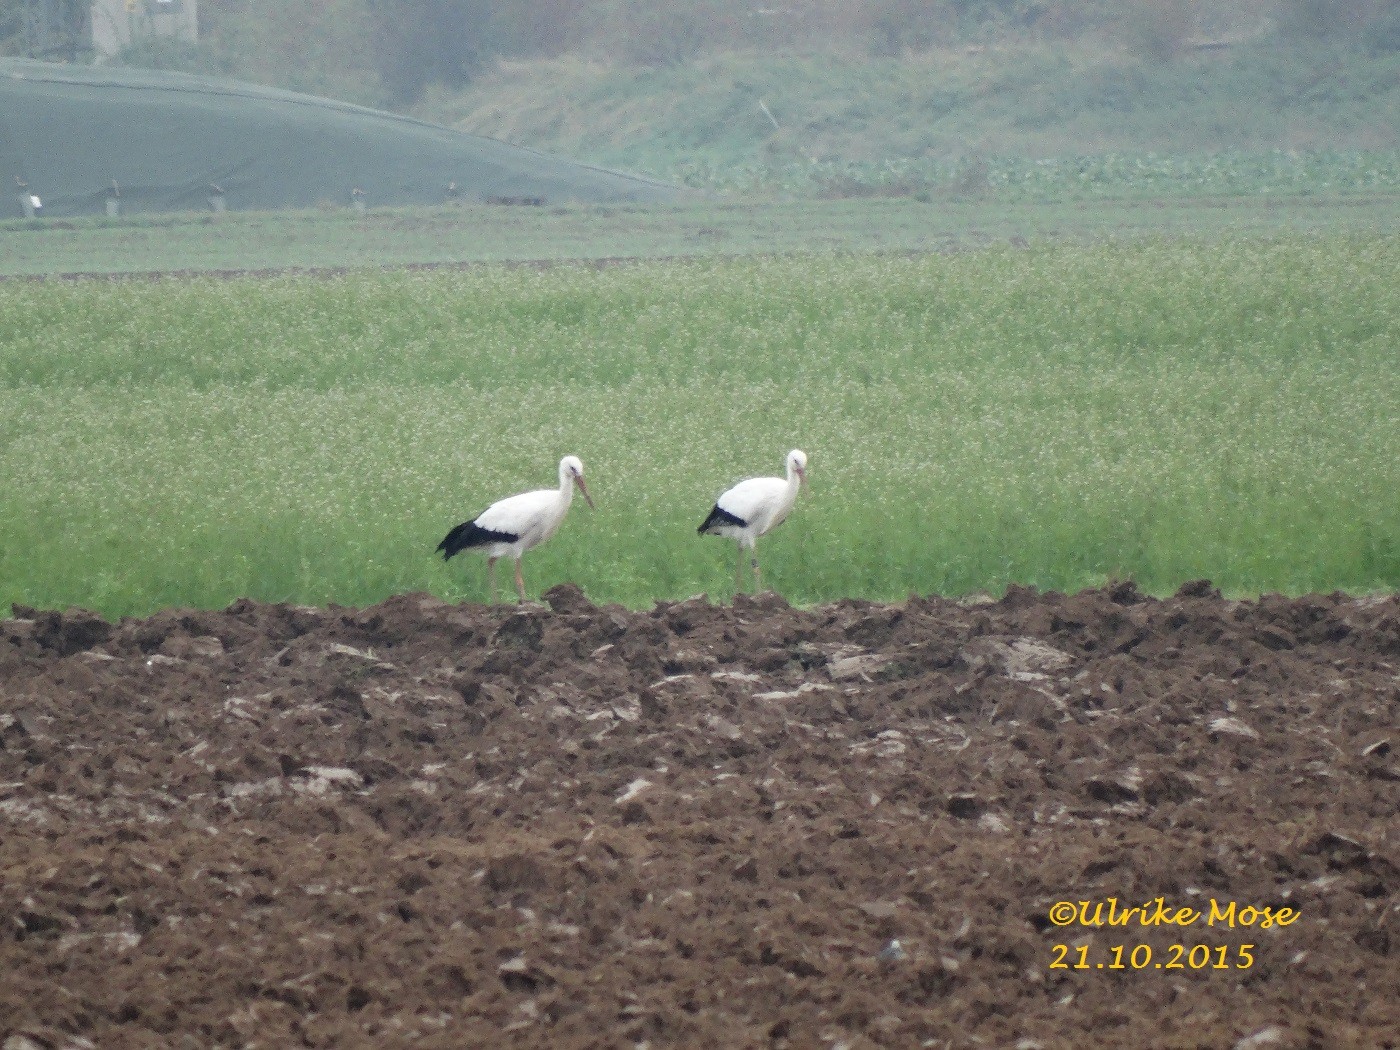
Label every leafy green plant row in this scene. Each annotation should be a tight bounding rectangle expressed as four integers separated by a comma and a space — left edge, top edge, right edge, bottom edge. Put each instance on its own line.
656, 150, 1400, 198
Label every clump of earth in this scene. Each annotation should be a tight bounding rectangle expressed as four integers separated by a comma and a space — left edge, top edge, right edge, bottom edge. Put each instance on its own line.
2, 582, 1396, 1047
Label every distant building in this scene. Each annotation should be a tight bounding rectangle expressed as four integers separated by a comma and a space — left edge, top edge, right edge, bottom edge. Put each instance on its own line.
90, 0, 197, 57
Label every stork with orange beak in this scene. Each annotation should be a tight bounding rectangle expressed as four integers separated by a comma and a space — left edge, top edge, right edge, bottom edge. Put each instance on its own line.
438, 455, 594, 603
698, 449, 808, 594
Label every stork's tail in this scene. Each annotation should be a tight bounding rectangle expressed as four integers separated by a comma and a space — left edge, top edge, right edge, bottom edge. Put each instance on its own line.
697, 504, 746, 535
437, 520, 518, 560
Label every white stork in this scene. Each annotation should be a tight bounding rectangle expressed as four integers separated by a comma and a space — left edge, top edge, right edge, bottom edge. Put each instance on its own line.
438, 455, 594, 603
698, 449, 808, 594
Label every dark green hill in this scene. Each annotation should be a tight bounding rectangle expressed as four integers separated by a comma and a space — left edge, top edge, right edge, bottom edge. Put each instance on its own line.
0, 59, 677, 217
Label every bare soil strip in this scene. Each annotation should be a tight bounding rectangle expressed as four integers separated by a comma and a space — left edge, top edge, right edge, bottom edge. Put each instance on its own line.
2, 583, 1396, 1048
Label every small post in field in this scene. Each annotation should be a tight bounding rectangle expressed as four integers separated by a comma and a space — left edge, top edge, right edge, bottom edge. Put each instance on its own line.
15, 176, 40, 218
758, 98, 781, 131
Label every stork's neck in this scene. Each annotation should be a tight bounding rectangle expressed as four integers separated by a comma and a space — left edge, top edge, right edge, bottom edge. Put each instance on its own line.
558, 466, 574, 505
785, 463, 802, 494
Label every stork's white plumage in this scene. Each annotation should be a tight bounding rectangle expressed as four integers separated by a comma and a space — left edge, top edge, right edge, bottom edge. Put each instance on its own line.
698, 449, 807, 593
438, 455, 594, 603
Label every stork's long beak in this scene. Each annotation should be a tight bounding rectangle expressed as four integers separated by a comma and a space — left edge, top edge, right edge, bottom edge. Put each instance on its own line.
575, 475, 595, 509
796, 466, 807, 489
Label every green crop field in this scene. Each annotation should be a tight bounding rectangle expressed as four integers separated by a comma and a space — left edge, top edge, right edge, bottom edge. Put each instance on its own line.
1, 234, 1396, 617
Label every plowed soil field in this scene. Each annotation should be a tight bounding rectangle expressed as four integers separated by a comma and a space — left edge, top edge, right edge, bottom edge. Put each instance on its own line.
2, 583, 1397, 1049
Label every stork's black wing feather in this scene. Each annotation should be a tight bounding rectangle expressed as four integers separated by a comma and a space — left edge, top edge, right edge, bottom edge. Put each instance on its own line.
437, 519, 520, 560
697, 504, 747, 535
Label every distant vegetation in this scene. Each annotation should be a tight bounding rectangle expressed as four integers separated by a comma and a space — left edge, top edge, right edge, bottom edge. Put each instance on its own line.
5, 0, 1397, 118
162, 0, 1400, 108
420, 49, 1400, 193
655, 150, 1400, 198
2, 234, 1396, 615
2, 0, 1395, 196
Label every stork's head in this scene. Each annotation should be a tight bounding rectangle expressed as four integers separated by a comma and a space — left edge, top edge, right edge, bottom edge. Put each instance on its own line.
787, 449, 808, 487
560, 455, 595, 508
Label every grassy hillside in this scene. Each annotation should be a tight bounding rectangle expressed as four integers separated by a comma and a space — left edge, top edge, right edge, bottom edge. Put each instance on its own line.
0, 59, 676, 219
2, 235, 1396, 616
418, 40, 1400, 189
